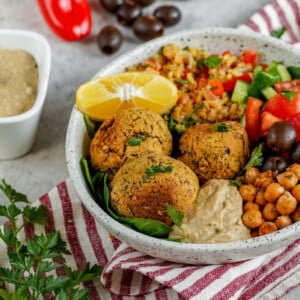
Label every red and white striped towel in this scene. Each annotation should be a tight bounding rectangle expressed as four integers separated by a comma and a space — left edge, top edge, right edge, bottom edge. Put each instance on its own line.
3, 0, 300, 299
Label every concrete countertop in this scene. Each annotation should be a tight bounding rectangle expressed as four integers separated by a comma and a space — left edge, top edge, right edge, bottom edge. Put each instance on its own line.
0, 0, 299, 299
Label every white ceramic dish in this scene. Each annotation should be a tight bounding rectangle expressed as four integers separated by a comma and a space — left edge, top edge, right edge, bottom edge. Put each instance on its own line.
0, 29, 51, 160
66, 27, 300, 265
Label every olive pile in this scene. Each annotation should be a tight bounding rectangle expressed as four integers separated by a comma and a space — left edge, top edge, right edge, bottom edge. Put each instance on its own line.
261, 121, 300, 172
98, 0, 181, 54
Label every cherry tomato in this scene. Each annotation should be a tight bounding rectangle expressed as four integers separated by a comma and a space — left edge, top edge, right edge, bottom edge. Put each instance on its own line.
263, 92, 300, 119
245, 97, 263, 143
240, 50, 257, 66
260, 111, 282, 136
223, 74, 252, 92
37, 0, 92, 41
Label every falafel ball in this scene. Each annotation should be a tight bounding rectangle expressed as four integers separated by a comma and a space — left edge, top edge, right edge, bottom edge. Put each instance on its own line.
178, 121, 249, 182
110, 153, 199, 225
89, 107, 172, 175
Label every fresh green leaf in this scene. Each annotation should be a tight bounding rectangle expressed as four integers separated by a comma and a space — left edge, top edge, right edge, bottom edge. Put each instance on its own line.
167, 206, 184, 228
229, 179, 243, 187
281, 91, 296, 101
271, 27, 286, 39
23, 205, 48, 225
175, 78, 189, 85
83, 115, 95, 138
128, 135, 146, 146
204, 56, 222, 68
0, 180, 29, 204
213, 123, 229, 132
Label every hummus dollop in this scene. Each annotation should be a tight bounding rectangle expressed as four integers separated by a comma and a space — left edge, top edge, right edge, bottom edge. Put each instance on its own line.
169, 179, 251, 243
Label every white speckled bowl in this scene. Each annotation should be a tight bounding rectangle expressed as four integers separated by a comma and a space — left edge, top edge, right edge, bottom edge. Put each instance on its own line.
0, 29, 51, 160
66, 28, 300, 265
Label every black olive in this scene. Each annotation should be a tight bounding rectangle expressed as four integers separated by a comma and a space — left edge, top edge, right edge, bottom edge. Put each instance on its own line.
266, 121, 297, 152
134, 0, 156, 6
262, 155, 288, 173
133, 15, 164, 41
153, 5, 181, 27
97, 25, 123, 55
100, 0, 124, 13
117, 0, 142, 26
289, 141, 300, 163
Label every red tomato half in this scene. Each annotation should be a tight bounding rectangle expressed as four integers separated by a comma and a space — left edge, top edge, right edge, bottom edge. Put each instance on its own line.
274, 79, 300, 93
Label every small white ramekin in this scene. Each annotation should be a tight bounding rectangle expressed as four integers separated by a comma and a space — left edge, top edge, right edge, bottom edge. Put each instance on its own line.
0, 29, 51, 160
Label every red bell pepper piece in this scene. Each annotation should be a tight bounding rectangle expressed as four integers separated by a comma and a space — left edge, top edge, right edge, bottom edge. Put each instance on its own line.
223, 74, 252, 92
37, 0, 92, 41
245, 97, 263, 143
240, 50, 257, 66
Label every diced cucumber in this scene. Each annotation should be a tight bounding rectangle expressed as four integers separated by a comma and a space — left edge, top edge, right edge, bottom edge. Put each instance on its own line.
261, 86, 277, 100
287, 66, 300, 79
266, 67, 281, 82
253, 65, 263, 78
248, 71, 277, 98
276, 64, 291, 81
231, 80, 250, 103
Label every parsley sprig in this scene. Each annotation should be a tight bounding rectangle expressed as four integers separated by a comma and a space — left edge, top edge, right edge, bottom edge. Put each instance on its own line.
0, 179, 102, 300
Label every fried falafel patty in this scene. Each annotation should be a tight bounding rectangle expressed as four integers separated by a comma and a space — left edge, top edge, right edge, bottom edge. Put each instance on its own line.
178, 121, 249, 182
89, 107, 172, 175
110, 154, 199, 225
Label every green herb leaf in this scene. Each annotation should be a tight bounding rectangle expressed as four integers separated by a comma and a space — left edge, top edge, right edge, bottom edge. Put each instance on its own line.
83, 115, 95, 138
281, 91, 296, 101
229, 179, 243, 187
175, 78, 189, 85
271, 27, 286, 39
23, 205, 48, 225
128, 135, 146, 146
0, 180, 29, 204
213, 123, 229, 132
167, 206, 184, 228
204, 56, 222, 68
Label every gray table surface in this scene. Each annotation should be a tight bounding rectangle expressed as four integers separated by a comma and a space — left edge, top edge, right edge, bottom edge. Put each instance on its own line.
1, 0, 300, 299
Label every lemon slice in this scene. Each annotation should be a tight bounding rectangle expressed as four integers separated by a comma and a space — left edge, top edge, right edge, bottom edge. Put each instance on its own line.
75, 72, 178, 120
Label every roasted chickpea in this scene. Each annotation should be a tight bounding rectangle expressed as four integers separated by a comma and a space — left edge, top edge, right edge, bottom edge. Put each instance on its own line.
243, 202, 260, 212
255, 170, 274, 189
291, 207, 300, 222
239, 184, 257, 202
276, 191, 297, 215
276, 171, 298, 190
255, 189, 267, 206
263, 203, 278, 221
291, 184, 300, 202
242, 210, 264, 228
287, 163, 300, 179
258, 221, 278, 236
275, 215, 292, 229
244, 167, 260, 184
264, 182, 285, 202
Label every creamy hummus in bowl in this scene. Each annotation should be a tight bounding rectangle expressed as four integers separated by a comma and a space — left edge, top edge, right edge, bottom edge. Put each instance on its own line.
66, 27, 300, 264
0, 29, 51, 160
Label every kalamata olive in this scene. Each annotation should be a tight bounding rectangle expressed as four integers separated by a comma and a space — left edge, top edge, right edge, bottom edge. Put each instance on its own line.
97, 25, 123, 55
133, 15, 164, 41
262, 155, 288, 173
266, 121, 297, 152
117, 0, 142, 26
100, 0, 124, 13
289, 141, 300, 163
153, 5, 181, 27
134, 0, 156, 6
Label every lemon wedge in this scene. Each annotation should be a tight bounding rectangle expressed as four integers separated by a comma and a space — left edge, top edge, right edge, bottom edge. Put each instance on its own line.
75, 72, 178, 120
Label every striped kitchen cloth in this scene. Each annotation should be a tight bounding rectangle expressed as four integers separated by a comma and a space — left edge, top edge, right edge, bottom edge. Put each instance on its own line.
2, 0, 300, 299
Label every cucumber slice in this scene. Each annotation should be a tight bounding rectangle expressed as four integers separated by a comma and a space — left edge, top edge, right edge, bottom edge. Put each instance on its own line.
231, 80, 250, 103
287, 66, 300, 79
248, 71, 277, 98
261, 86, 277, 100
276, 64, 291, 81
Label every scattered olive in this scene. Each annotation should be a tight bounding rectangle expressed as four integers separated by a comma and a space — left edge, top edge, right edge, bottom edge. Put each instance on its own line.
135, 0, 156, 7
153, 5, 181, 27
289, 141, 300, 163
97, 25, 123, 55
266, 121, 297, 153
117, 0, 142, 26
262, 155, 288, 173
100, 0, 124, 13
133, 15, 164, 41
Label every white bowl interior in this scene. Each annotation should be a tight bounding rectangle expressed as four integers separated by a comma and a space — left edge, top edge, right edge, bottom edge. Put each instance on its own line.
66, 28, 300, 264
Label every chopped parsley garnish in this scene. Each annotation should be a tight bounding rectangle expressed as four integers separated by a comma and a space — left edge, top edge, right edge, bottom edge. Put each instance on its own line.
182, 46, 190, 51
143, 164, 173, 182
213, 123, 229, 132
281, 91, 296, 101
204, 56, 222, 68
167, 205, 184, 228
128, 135, 146, 146
175, 78, 189, 85
271, 27, 286, 39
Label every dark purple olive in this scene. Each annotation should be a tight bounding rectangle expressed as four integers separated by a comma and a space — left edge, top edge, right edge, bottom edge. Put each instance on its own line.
100, 0, 124, 13
135, 0, 156, 6
153, 5, 181, 27
97, 25, 123, 55
266, 121, 297, 152
133, 15, 164, 41
262, 155, 288, 173
117, 0, 142, 26
289, 141, 300, 163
